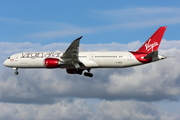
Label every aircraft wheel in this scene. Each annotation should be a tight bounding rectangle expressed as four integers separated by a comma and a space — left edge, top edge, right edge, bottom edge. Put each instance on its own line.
14, 71, 19, 75
84, 72, 93, 77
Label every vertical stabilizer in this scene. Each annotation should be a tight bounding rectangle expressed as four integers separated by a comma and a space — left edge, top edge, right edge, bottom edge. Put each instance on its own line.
136, 26, 167, 53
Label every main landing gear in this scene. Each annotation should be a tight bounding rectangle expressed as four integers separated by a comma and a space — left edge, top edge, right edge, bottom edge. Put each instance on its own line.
13, 67, 19, 75
84, 69, 93, 77
75, 68, 93, 77
12, 67, 93, 77
67, 68, 93, 77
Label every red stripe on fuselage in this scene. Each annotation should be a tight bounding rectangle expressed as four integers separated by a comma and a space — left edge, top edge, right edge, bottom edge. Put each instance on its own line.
130, 52, 152, 63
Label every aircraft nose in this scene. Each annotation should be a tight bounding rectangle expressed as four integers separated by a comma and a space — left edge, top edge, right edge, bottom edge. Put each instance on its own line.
3, 59, 9, 67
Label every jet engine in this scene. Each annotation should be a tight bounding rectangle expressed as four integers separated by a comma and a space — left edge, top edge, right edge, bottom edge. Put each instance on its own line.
44, 58, 60, 68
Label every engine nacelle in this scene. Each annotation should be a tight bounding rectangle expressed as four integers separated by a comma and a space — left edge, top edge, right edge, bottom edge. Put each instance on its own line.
44, 58, 60, 68
66, 69, 78, 74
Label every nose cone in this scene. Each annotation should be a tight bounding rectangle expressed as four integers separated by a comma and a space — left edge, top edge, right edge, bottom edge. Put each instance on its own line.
3, 59, 10, 67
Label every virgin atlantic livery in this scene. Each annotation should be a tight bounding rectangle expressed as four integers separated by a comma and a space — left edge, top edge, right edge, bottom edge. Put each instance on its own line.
3, 26, 167, 77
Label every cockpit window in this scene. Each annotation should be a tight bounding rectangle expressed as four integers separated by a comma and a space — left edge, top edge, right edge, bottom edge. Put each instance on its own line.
8, 57, 10, 59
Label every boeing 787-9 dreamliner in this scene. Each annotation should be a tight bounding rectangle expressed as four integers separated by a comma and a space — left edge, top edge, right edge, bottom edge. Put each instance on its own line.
3, 26, 167, 77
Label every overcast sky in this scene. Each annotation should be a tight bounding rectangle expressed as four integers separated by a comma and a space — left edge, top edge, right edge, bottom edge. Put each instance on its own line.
1, 0, 180, 120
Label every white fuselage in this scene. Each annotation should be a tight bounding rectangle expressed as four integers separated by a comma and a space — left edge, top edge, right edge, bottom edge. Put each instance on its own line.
3, 26, 167, 77
3, 51, 145, 69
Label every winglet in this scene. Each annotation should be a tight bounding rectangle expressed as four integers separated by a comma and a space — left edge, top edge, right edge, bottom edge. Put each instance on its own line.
136, 26, 167, 53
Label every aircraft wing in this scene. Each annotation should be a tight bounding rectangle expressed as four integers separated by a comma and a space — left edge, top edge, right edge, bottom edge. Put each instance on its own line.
61, 36, 83, 68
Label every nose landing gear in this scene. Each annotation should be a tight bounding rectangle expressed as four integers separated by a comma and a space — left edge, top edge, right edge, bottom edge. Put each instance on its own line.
13, 67, 19, 75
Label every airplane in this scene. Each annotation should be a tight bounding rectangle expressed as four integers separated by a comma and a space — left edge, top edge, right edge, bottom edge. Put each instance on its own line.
3, 26, 167, 77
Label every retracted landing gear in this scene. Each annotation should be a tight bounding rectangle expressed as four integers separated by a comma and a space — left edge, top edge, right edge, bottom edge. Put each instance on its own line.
84, 68, 93, 77
13, 67, 19, 75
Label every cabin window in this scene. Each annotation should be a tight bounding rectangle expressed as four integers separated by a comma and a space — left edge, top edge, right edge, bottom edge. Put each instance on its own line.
79, 56, 86, 58
94, 56, 117, 58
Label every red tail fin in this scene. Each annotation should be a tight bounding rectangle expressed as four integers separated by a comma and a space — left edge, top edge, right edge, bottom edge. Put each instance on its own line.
136, 26, 167, 53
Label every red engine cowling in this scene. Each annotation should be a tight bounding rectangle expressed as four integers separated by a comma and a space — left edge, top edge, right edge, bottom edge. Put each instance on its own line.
44, 58, 60, 68
66, 69, 78, 74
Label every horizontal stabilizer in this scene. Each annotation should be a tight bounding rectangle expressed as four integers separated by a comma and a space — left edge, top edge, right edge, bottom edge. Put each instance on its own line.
144, 51, 158, 59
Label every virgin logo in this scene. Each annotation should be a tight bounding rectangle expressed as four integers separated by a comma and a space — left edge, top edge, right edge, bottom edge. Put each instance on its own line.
145, 39, 159, 51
